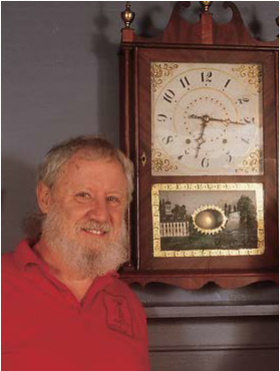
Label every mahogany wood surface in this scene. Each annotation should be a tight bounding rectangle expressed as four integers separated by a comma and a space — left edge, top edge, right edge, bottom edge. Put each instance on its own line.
119, 1, 279, 289
121, 2, 278, 48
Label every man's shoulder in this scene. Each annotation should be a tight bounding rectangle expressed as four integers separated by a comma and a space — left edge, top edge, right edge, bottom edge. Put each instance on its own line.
2, 239, 31, 276
2, 250, 17, 273
107, 275, 138, 297
1, 250, 23, 298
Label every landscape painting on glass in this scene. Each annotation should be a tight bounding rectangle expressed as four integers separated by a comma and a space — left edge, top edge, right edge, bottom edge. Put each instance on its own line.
152, 183, 264, 258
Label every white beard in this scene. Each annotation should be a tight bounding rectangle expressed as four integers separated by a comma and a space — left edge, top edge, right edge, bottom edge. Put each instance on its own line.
41, 204, 129, 279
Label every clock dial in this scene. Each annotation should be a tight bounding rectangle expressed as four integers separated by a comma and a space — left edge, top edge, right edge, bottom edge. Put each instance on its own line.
151, 63, 263, 176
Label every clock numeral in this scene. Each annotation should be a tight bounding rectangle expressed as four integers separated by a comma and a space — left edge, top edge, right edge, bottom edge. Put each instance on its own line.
226, 151, 232, 163
177, 150, 190, 160
157, 114, 168, 122
243, 117, 255, 124
162, 136, 174, 145
201, 157, 210, 168
224, 79, 231, 89
236, 97, 250, 105
241, 138, 250, 145
201, 71, 212, 83
179, 76, 190, 88
163, 89, 176, 104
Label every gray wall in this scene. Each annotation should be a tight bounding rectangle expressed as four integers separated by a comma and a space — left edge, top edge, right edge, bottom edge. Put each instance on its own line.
2, 1, 279, 253
2, 2, 279, 370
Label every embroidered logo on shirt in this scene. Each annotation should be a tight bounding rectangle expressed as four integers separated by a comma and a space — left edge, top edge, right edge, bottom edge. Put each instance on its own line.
103, 293, 134, 338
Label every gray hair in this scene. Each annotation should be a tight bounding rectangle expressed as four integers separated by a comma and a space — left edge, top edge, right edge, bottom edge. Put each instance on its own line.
37, 136, 134, 202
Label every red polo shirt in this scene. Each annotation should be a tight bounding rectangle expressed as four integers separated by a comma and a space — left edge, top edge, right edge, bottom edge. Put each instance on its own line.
2, 240, 150, 371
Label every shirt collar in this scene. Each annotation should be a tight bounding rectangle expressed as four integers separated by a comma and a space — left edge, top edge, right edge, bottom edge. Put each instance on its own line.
13, 239, 43, 271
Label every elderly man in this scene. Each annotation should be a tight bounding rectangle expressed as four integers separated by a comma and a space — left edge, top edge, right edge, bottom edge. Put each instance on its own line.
2, 136, 150, 371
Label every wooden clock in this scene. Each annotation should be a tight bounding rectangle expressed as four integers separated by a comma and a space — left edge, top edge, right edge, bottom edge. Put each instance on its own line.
119, 1, 278, 289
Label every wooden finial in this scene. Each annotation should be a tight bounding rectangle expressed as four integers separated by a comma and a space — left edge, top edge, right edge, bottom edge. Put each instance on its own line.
200, 1, 213, 13
121, 2, 135, 29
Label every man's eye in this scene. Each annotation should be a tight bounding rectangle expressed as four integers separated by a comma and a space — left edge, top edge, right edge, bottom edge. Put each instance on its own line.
76, 192, 91, 199
107, 196, 120, 204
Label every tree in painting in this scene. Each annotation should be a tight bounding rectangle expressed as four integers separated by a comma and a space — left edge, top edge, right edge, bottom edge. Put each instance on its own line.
237, 195, 257, 230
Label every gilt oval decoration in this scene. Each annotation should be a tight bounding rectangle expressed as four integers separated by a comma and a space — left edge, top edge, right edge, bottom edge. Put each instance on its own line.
192, 205, 227, 235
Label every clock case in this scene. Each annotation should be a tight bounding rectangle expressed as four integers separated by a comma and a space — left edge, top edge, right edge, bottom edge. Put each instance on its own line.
119, 2, 278, 289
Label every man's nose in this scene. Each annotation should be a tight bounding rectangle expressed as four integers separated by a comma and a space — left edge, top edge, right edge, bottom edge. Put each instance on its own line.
86, 198, 109, 223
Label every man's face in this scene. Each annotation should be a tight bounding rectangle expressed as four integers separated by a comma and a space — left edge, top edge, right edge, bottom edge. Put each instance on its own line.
37, 152, 129, 277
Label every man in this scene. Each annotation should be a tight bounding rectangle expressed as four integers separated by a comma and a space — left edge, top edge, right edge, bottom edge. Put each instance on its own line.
2, 136, 150, 371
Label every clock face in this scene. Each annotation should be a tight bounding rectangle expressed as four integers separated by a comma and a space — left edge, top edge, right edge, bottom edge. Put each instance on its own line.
151, 62, 263, 176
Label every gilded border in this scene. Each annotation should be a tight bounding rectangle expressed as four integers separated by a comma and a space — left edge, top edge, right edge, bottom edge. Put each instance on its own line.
152, 183, 265, 258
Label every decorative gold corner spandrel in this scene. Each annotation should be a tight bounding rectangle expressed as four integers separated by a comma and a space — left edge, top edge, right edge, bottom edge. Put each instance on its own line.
232, 64, 263, 93
235, 148, 263, 174
151, 148, 178, 173
151, 63, 179, 93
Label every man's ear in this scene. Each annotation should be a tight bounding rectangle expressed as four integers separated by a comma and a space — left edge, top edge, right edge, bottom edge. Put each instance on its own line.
36, 181, 52, 214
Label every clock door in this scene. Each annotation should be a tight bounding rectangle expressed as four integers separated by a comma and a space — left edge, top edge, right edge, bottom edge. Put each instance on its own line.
137, 47, 277, 272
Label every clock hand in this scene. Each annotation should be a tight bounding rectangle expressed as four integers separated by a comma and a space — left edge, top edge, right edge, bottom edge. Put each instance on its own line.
189, 114, 203, 119
189, 114, 246, 126
189, 114, 211, 123
194, 116, 208, 158
208, 117, 247, 125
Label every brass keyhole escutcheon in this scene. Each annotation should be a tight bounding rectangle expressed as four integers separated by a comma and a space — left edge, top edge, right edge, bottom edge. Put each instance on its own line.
140, 152, 147, 167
